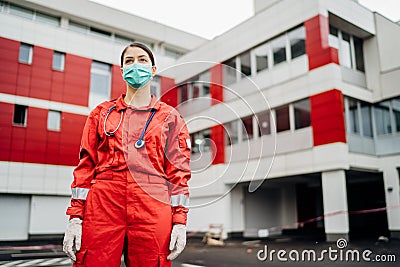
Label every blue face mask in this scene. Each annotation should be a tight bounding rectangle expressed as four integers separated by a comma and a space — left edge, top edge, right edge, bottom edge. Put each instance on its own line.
122, 62, 153, 89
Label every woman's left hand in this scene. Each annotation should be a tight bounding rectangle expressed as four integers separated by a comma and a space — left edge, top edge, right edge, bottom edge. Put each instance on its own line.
167, 224, 186, 260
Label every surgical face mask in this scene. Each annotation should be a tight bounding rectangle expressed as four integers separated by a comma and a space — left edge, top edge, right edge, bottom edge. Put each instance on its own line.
122, 62, 153, 89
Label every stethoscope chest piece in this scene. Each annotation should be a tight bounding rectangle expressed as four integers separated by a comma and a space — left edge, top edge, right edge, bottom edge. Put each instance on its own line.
134, 139, 145, 149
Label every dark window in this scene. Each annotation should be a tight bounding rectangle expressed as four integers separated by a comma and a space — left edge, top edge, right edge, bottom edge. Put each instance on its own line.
271, 34, 287, 65
353, 36, 365, 72
276, 105, 290, 132
240, 52, 251, 77
223, 57, 237, 85
254, 42, 269, 73
393, 98, 400, 132
294, 98, 311, 129
257, 111, 271, 136
374, 101, 392, 135
348, 98, 360, 134
241, 116, 253, 140
180, 84, 188, 103
191, 129, 211, 153
90, 27, 111, 38
360, 102, 372, 137
13, 105, 27, 126
289, 26, 306, 59
224, 120, 239, 145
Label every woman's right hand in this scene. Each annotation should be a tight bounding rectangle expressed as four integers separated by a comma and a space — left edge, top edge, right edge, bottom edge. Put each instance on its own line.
63, 218, 83, 262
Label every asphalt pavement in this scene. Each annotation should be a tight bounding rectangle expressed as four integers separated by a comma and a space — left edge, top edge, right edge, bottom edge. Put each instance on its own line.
0, 237, 398, 267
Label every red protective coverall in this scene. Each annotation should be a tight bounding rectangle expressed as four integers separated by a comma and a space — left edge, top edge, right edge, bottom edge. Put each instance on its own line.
66, 94, 191, 267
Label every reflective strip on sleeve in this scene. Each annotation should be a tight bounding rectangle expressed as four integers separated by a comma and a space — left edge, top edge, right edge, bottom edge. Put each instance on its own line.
71, 188, 90, 200
170, 194, 189, 208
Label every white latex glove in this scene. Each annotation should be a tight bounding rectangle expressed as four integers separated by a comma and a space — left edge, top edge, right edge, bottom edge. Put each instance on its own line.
63, 218, 82, 262
167, 224, 186, 260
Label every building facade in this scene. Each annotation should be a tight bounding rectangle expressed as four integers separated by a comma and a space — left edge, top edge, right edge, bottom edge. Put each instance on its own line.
0, 0, 399, 242
0, 0, 205, 241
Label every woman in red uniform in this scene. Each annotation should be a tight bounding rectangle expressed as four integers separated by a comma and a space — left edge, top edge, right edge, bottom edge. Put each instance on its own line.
63, 42, 191, 267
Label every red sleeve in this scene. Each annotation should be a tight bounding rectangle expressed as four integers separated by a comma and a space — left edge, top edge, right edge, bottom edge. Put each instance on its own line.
66, 107, 100, 219
164, 110, 191, 225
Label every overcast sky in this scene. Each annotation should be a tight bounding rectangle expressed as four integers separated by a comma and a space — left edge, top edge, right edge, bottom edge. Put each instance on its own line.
90, 0, 400, 39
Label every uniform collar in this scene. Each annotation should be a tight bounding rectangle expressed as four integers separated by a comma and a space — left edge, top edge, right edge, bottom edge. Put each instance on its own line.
115, 94, 161, 112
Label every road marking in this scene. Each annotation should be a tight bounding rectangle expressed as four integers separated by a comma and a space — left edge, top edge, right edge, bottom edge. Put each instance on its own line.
0, 258, 71, 267
181, 264, 206, 267
18, 259, 45, 266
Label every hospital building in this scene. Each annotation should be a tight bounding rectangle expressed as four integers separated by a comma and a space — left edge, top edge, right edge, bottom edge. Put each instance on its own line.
0, 0, 399, 242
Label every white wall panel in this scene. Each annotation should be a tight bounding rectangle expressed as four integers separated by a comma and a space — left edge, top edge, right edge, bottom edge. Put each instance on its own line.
0, 195, 30, 240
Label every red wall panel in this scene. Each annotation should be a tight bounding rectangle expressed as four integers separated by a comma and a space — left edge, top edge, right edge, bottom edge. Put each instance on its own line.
63, 54, 91, 106
0, 38, 19, 95
305, 15, 339, 70
160, 76, 178, 107
310, 89, 346, 146
111, 65, 125, 100
0, 103, 14, 161
210, 63, 225, 164
30, 47, 52, 100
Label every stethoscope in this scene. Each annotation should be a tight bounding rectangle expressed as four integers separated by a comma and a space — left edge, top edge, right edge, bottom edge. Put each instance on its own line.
103, 104, 157, 149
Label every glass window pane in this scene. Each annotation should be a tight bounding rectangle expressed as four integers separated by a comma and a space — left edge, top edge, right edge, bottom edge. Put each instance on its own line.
329, 26, 339, 49
241, 116, 253, 140
52, 51, 65, 71
393, 98, 400, 132
353, 36, 365, 72
9, 3, 33, 19
289, 26, 306, 59
47, 110, 61, 131
165, 47, 184, 59
198, 70, 211, 96
254, 42, 269, 73
150, 76, 160, 99
224, 120, 239, 145
271, 34, 287, 65
374, 102, 392, 135
294, 98, 310, 129
19, 43, 32, 64
276, 105, 290, 132
223, 57, 237, 85
340, 32, 352, 68
348, 98, 359, 134
360, 102, 372, 137
179, 84, 188, 103
90, 27, 111, 39
115, 34, 134, 44
240, 52, 251, 77
257, 111, 270, 136
36, 11, 60, 26
13, 105, 27, 126
89, 61, 111, 109
69, 20, 89, 33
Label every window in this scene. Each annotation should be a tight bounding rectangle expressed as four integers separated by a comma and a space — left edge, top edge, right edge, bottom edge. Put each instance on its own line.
353, 36, 365, 72
69, 20, 89, 34
275, 105, 290, 132
13, 105, 27, 126
340, 32, 352, 68
360, 102, 372, 137
52, 51, 65, 71
254, 42, 269, 73
241, 116, 253, 140
165, 47, 184, 59
330, 26, 365, 72
90, 27, 111, 39
239, 51, 251, 77
47, 110, 61, 131
271, 34, 287, 65
289, 26, 306, 59
150, 76, 160, 99
348, 98, 360, 134
19, 43, 32, 64
224, 120, 239, 145
393, 98, 400, 132
9, 3, 33, 19
191, 129, 211, 153
374, 101, 391, 135
89, 61, 111, 110
36, 11, 60, 26
293, 98, 310, 129
115, 34, 134, 44
179, 84, 188, 103
257, 111, 271, 136
223, 57, 237, 85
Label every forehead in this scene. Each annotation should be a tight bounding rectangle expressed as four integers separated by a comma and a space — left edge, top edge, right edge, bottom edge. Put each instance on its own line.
124, 46, 150, 58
